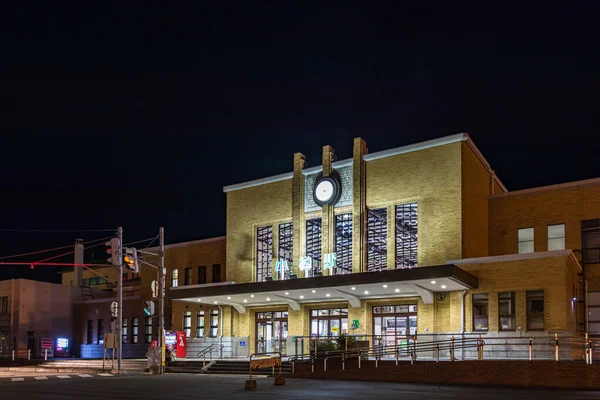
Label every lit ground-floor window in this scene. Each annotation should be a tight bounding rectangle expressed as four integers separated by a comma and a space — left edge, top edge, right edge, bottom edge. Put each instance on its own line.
310, 308, 348, 337
372, 305, 417, 348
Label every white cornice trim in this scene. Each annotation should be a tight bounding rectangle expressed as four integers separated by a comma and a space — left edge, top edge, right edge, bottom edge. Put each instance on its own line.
446, 250, 573, 265
363, 133, 467, 161
222, 133, 506, 193
223, 172, 293, 193
489, 177, 600, 199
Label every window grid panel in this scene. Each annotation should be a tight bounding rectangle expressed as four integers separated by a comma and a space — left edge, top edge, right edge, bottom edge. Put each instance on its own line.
278, 222, 293, 280
335, 213, 352, 275
367, 208, 388, 272
306, 218, 322, 274
256, 226, 273, 282
395, 203, 418, 269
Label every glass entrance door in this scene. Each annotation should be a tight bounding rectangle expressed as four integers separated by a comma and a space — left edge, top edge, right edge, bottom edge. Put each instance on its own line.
256, 311, 288, 355
372, 305, 417, 357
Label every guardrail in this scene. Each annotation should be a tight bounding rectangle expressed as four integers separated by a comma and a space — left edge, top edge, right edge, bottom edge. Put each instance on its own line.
290, 333, 600, 373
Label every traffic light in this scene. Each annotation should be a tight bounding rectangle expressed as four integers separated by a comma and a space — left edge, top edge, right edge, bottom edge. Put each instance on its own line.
105, 238, 120, 266
144, 300, 155, 316
124, 247, 139, 273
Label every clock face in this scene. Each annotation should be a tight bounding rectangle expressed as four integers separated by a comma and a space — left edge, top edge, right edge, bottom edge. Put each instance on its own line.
315, 179, 335, 202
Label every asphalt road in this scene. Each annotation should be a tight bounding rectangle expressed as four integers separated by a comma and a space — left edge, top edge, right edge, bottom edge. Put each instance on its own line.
1, 373, 599, 400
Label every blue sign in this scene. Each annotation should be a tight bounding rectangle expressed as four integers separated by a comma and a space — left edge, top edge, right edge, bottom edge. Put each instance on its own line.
239, 341, 246, 347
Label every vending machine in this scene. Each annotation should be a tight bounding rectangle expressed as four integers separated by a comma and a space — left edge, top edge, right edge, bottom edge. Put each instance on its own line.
55, 337, 70, 358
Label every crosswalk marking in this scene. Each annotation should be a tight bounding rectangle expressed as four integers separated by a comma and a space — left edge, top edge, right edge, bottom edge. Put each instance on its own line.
98, 373, 113, 377
11, 378, 25, 382
34, 376, 49, 380
78, 374, 93, 378
56, 375, 71, 379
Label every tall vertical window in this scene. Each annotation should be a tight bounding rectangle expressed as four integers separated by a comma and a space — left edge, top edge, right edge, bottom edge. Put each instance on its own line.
171, 269, 179, 288
132, 317, 139, 344
527, 291, 544, 330
367, 208, 388, 271
122, 318, 128, 344
86, 320, 93, 344
209, 310, 219, 338
306, 218, 323, 275
198, 266, 206, 284
256, 226, 273, 282
395, 203, 418, 268
212, 264, 221, 282
472, 294, 489, 331
184, 268, 192, 285
145, 317, 153, 343
335, 214, 352, 275
582, 219, 600, 264
498, 292, 515, 331
196, 311, 205, 338
97, 319, 104, 344
547, 224, 565, 250
0, 297, 8, 314
183, 311, 192, 338
518, 228, 534, 253
278, 222, 293, 280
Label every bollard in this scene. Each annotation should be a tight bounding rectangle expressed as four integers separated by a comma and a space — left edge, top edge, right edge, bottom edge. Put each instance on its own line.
585, 333, 589, 365
12, 349, 14, 361
395, 349, 399, 366
589, 340, 594, 365
324, 357, 327, 372
311, 359, 314, 373
529, 338, 532, 361
555, 333, 559, 361
358, 350, 361, 369
291, 359, 295, 374
45, 348, 48, 361
28, 349, 31, 360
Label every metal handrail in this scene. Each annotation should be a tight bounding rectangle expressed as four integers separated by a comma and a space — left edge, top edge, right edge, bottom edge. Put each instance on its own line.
289, 333, 600, 372
196, 343, 224, 367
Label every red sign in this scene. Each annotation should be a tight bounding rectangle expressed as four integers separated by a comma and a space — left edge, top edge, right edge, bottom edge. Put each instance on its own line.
175, 331, 186, 358
41, 338, 53, 349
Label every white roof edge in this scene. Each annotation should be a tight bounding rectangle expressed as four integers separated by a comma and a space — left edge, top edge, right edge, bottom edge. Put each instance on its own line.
146, 236, 226, 251
489, 177, 600, 199
223, 172, 293, 193
362, 132, 467, 161
222, 132, 506, 193
446, 250, 573, 265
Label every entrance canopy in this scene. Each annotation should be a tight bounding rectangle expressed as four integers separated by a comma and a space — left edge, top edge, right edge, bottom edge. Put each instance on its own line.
170, 264, 478, 314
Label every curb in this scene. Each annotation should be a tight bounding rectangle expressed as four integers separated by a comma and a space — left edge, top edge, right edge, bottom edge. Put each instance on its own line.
0, 372, 125, 384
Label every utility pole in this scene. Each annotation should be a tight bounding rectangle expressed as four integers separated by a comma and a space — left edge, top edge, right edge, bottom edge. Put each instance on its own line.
117, 226, 123, 372
158, 227, 165, 374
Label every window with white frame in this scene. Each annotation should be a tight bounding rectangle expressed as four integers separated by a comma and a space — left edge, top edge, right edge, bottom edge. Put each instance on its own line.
183, 311, 192, 338
518, 228, 534, 253
547, 224, 565, 250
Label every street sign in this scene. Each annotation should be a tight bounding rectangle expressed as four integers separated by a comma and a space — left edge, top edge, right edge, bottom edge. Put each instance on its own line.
151, 280, 157, 298
110, 301, 118, 317
240, 341, 246, 347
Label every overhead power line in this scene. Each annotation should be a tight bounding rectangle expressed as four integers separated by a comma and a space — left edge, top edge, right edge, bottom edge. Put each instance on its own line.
0, 229, 116, 233
0, 235, 113, 261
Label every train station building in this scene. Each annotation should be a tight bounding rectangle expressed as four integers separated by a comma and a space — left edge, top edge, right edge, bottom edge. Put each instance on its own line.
162, 133, 599, 357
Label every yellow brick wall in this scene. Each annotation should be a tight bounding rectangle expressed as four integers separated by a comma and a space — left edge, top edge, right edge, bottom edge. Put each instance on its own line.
461, 141, 491, 258
489, 183, 600, 256
226, 179, 293, 283
365, 142, 462, 266
460, 256, 578, 332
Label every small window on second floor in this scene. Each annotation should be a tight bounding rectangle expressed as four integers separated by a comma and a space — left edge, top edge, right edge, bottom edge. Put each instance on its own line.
212, 264, 221, 282
518, 228, 534, 253
171, 269, 179, 288
548, 224, 565, 250
184, 267, 192, 286
198, 266, 206, 284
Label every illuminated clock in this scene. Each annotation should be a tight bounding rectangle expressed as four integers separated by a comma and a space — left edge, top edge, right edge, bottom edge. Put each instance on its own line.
313, 170, 342, 207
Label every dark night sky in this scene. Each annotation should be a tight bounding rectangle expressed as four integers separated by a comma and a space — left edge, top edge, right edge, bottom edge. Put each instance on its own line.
0, 2, 599, 282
